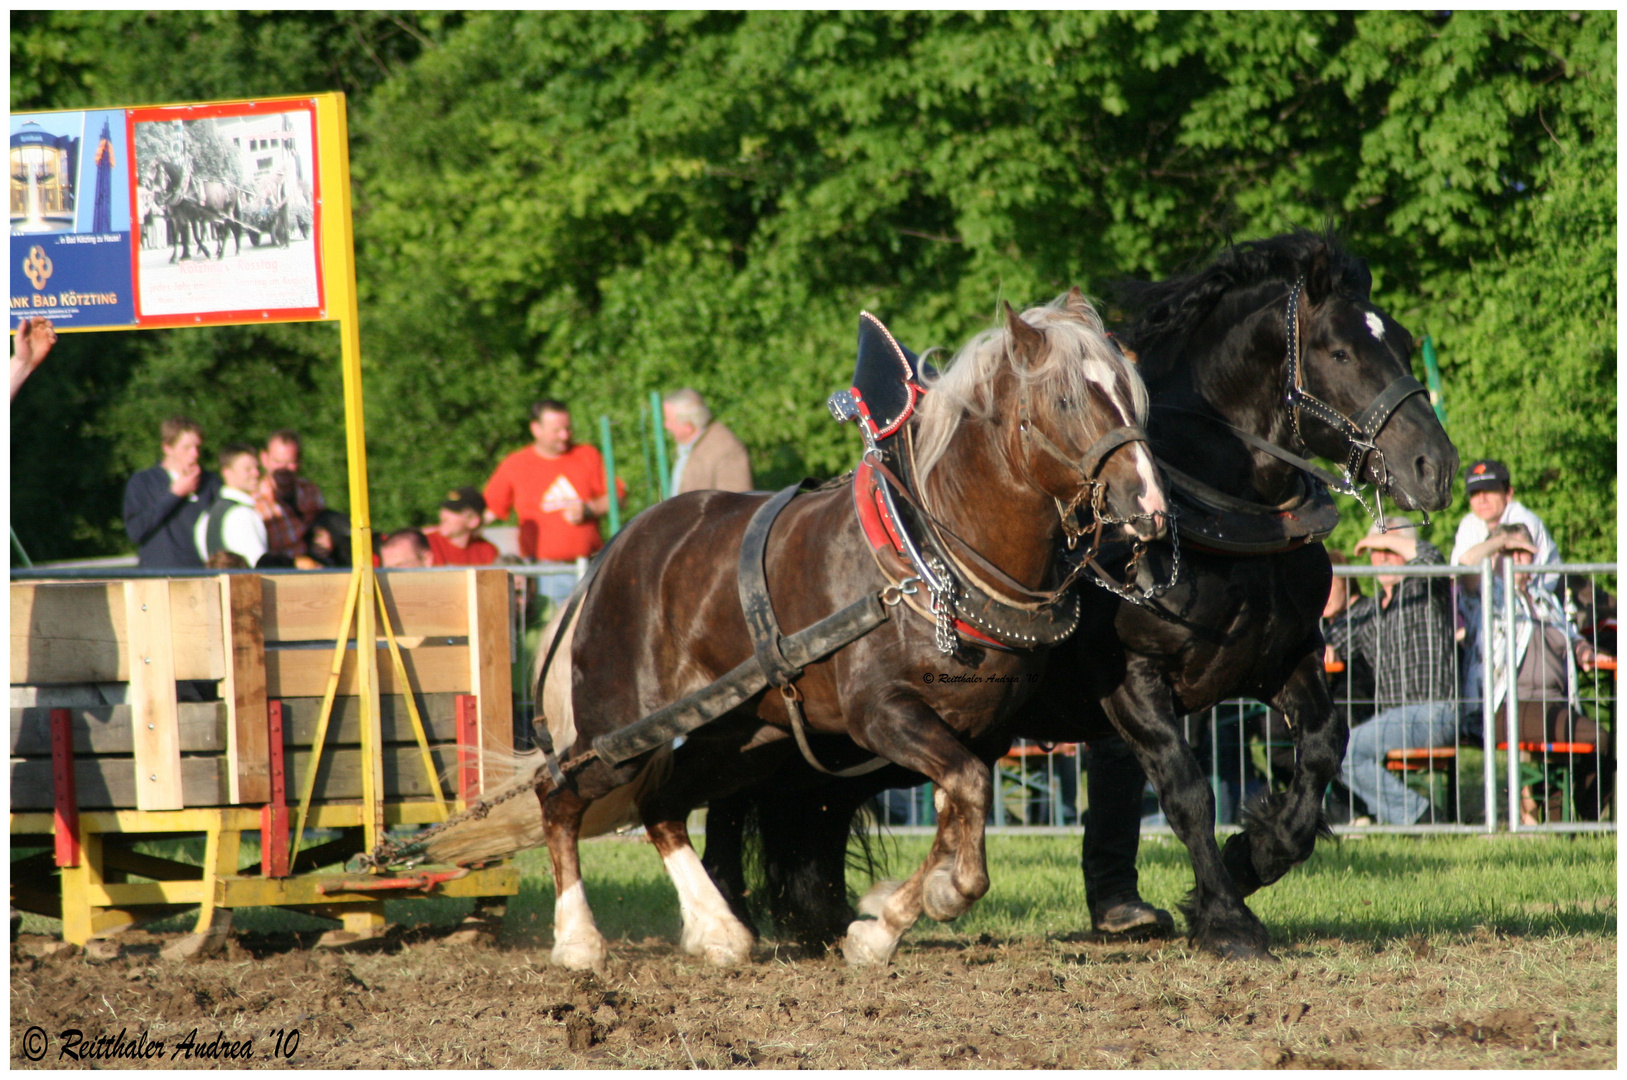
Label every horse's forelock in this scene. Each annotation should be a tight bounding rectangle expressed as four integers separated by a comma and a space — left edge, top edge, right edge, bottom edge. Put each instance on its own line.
913, 294, 1142, 488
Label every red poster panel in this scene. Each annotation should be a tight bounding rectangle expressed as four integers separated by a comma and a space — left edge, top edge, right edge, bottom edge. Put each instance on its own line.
126, 98, 324, 327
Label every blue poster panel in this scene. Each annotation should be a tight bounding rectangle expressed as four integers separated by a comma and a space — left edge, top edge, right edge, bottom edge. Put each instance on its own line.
10, 110, 136, 329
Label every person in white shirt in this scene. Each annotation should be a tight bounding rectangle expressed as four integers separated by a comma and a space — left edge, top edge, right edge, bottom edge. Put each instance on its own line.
195, 443, 268, 567
1450, 459, 1559, 590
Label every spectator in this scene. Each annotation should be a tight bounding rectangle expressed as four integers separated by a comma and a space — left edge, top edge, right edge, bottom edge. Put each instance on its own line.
1461, 524, 1613, 822
195, 443, 268, 567
1325, 519, 1458, 825
425, 487, 499, 566
255, 429, 326, 559
483, 398, 624, 569
306, 509, 354, 568
662, 388, 754, 494
11, 316, 56, 400
123, 416, 222, 569
380, 528, 435, 569
204, 550, 250, 570
1450, 459, 1559, 589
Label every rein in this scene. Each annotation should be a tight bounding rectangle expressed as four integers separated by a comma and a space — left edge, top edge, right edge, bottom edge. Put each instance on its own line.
1279, 278, 1430, 529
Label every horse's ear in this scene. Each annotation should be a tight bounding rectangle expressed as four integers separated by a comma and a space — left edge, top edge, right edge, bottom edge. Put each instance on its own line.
1305, 244, 1333, 306
1003, 301, 1044, 363
1064, 286, 1090, 316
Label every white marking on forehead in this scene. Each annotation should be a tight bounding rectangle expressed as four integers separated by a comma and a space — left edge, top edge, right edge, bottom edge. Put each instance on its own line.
1364, 312, 1385, 341
1083, 361, 1134, 425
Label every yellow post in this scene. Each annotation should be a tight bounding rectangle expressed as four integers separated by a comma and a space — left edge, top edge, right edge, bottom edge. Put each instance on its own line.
316, 93, 386, 856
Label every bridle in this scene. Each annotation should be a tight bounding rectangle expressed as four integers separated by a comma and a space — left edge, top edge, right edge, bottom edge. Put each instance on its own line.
1013, 377, 1180, 604
1280, 279, 1430, 516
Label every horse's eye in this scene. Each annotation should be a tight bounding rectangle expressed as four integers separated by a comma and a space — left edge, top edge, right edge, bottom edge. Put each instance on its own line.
1057, 397, 1072, 410
1330, 349, 1350, 364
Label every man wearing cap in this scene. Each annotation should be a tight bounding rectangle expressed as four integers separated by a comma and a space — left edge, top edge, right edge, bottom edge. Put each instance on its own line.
1324, 517, 1458, 825
1450, 459, 1559, 587
425, 486, 499, 566
662, 388, 753, 495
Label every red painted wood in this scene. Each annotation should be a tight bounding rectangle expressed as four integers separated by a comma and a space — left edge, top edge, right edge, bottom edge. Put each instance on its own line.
50, 708, 80, 868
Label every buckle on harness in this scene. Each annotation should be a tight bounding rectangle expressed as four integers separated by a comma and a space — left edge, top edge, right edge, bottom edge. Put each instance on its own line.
879, 576, 921, 607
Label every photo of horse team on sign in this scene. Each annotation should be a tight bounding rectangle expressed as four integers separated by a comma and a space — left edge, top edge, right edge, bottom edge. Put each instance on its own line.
130, 104, 321, 323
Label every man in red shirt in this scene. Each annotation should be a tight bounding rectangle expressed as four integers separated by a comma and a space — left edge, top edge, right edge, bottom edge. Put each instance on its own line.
425, 487, 500, 566
483, 399, 624, 563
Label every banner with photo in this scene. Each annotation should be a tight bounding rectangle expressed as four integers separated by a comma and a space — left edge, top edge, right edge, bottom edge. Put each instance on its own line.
11, 96, 330, 332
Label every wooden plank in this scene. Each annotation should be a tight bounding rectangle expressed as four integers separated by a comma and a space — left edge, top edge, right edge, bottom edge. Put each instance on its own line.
262, 571, 471, 642
274, 694, 463, 745
265, 644, 473, 698
283, 745, 461, 801
467, 569, 515, 789
125, 581, 183, 811
167, 578, 226, 680
11, 702, 226, 756
9, 581, 222, 684
11, 757, 229, 811
222, 574, 270, 804
10, 582, 124, 683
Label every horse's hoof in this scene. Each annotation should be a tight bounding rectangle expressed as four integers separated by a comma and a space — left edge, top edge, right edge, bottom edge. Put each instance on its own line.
856, 879, 902, 919
921, 864, 975, 923
678, 918, 754, 967
551, 933, 608, 972
1200, 937, 1276, 963
841, 919, 898, 967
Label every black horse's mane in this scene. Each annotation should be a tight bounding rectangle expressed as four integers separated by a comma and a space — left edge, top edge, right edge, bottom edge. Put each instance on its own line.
1117, 230, 1372, 367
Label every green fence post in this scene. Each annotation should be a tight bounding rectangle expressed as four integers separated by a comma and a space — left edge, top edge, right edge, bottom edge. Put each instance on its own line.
649, 389, 671, 500
598, 415, 622, 535
638, 399, 659, 507
10, 527, 32, 568
1421, 335, 1447, 425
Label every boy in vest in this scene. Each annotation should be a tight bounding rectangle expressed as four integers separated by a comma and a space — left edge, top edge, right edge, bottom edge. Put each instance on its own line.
195, 443, 268, 567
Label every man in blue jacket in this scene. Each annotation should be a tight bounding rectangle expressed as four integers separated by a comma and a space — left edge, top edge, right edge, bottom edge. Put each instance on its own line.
122, 417, 221, 569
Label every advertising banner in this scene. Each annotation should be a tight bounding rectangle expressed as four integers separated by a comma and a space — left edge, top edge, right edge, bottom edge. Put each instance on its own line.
10, 96, 330, 332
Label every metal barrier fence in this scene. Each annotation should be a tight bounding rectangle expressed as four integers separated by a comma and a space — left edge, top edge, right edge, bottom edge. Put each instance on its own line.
19, 558, 1613, 836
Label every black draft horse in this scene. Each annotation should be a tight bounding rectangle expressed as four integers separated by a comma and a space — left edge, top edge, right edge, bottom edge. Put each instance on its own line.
419, 292, 1167, 969
701, 232, 1459, 960
146, 160, 242, 262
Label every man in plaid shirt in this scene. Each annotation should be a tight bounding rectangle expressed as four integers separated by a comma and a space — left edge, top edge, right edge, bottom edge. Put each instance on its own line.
1324, 518, 1457, 824
255, 430, 326, 560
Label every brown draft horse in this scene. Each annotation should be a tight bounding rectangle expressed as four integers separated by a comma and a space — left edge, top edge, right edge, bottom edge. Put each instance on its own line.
510, 293, 1165, 970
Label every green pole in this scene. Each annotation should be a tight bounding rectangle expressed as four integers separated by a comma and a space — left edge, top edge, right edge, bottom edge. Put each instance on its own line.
649, 389, 671, 500
637, 399, 659, 507
1420, 334, 1446, 425
10, 527, 32, 568
598, 415, 622, 535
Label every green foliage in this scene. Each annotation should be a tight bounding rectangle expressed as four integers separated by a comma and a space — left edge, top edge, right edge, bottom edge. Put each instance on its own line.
9, 11, 1615, 562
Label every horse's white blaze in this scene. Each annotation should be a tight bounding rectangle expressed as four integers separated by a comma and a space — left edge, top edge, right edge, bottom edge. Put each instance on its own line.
1133, 445, 1166, 517
535, 599, 581, 753
1365, 311, 1385, 341
663, 845, 754, 966
551, 881, 608, 971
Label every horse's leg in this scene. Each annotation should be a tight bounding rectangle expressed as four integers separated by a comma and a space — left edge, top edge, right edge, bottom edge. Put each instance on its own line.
541, 785, 607, 971
647, 817, 755, 966
759, 780, 873, 952
697, 792, 756, 934
1106, 663, 1272, 960
843, 704, 991, 966
1222, 646, 1341, 896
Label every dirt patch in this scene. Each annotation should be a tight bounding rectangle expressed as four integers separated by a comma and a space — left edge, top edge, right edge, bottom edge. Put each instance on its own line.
10, 924, 1616, 1069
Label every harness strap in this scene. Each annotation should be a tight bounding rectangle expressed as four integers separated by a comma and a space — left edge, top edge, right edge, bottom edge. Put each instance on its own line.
738, 481, 815, 688
1151, 403, 1346, 493
1351, 375, 1428, 442
591, 590, 890, 767
782, 683, 892, 777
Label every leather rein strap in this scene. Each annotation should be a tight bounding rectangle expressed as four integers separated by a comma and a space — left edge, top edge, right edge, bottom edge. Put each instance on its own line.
1281, 278, 1429, 490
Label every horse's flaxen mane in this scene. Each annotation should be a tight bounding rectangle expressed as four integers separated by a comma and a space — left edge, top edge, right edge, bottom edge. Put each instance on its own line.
912, 293, 1146, 490
1117, 230, 1372, 368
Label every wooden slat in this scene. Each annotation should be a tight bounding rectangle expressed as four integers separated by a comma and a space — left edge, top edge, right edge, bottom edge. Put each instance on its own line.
265, 644, 472, 698
11, 702, 226, 755
275, 694, 464, 744
467, 569, 515, 790
261, 571, 472, 642
283, 745, 461, 801
222, 574, 270, 804
9, 581, 223, 684
10, 757, 228, 810
125, 581, 183, 811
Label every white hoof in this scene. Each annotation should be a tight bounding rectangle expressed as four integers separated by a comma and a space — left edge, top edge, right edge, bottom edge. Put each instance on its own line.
842, 917, 899, 967
551, 930, 608, 972
678, 916, 754, 967
856, 879, 903, 919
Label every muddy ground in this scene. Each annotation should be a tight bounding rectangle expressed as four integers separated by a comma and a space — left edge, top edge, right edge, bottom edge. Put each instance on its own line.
11, 917, 1615, 1070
